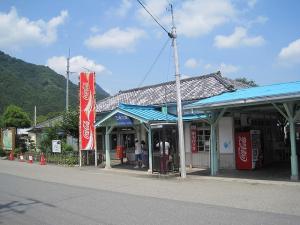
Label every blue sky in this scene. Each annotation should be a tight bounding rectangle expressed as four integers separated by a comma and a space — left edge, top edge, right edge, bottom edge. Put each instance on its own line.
0, 0, 299, 95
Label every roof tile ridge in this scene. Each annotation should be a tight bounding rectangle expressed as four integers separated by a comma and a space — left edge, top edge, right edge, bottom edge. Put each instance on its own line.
118, 72, 220, 94
213, 71, 236, 91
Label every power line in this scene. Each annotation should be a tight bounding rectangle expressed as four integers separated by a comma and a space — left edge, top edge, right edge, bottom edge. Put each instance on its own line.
136, 0, 169, 35
138, 38, 170, 87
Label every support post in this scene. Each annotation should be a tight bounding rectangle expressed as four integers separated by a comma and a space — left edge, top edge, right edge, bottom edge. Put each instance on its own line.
79, 150, 82, 167
209, 108, 226, 176
105, 126, 114, 169
283, 103, 299, 180
148, 128, 152, 173
289, 120, 298, 180
210, 124, 217, 176
94, 132, 98, 167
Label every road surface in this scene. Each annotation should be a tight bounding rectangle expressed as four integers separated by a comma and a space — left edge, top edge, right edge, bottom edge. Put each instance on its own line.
1, 160, 300, 225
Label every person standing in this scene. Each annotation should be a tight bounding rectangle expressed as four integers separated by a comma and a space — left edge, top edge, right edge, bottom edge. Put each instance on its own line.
156, 140, 170, 173
134, 139, 142, 168
141, 140, 148, 168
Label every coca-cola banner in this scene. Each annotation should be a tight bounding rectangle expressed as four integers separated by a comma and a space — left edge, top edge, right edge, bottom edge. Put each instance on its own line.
79, 72, 95, 150
235, 132, 252, 170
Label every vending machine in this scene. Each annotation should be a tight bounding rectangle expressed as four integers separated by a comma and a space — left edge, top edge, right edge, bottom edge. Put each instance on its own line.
235, 130, 262, 170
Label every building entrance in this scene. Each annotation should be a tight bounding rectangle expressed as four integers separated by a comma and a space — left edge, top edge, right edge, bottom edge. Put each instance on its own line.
151, 125, 179, 174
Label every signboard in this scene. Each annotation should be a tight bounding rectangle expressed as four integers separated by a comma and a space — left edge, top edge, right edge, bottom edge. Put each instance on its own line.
235, 132, 252, 170
191, 125, 197, 153
52, 140, 61, 153
114, 113, 133, 126
79, 72, 96, 150
1, 128, 15, 151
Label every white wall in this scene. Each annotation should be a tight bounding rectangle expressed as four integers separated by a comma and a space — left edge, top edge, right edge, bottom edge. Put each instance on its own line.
218, 117, 235, 169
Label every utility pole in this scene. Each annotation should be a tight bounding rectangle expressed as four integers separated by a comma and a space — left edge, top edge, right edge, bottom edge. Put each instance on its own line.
66, 48, 70, 111
169, 4, 186, 178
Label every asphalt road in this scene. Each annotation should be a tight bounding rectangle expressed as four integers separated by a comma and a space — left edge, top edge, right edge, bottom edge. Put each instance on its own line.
1, 165, 300, 225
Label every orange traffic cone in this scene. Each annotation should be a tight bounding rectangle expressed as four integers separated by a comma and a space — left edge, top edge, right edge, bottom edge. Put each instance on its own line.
9, 151, 14, 160
19, 154, 25, 162
40, 153, 46, 165
28, 155, 33, 164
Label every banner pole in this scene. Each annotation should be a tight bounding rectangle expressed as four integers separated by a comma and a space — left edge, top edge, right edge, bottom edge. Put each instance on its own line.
79, 150, 82, 167
94, 72, 98, 167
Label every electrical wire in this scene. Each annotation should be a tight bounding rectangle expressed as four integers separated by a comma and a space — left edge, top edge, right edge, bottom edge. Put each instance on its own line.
138, 38, 170, 87
136, 0, 170, 35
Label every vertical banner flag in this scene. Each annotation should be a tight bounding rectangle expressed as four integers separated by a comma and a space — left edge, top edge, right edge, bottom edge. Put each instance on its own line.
191, 125, 197, 153
79, 72, 96, 150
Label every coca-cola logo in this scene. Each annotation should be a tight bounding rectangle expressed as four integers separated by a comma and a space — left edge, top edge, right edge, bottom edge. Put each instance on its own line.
83, 120, 90, 139
82, 82, 90, 101
238, 136, 247, 162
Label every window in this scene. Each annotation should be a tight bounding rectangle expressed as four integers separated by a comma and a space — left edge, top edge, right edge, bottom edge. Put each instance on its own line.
191, 123, 210, 152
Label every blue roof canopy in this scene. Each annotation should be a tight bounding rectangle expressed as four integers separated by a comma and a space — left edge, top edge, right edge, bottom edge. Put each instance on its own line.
96, 103, 208, 127
185, 81, 300, 110
95, 104, 177, 127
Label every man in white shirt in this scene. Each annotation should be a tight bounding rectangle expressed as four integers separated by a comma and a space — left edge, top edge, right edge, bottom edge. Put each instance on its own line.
156, 140, 172, 173
156, 141, 170, 155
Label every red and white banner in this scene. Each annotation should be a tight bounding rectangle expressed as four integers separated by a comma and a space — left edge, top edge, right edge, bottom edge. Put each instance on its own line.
235, 132, 252, 170
79, 72, 96, 150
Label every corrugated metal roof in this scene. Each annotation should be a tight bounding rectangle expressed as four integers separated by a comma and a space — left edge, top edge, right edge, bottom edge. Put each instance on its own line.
182, 114, 207, 121
95, 104, 209, 127
96, 72, 248, 113
185, 80, 300, 109
119, 104, 177, 122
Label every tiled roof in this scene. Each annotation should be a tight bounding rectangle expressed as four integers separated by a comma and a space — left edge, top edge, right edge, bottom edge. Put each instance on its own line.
96, 72, 248, 113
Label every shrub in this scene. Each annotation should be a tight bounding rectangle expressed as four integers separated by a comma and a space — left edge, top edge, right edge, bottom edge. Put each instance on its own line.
0, 147, 7, 157
63, 144, 73, 153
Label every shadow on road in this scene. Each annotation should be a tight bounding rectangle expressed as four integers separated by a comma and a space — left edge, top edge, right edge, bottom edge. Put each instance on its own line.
0, 198, 56, 215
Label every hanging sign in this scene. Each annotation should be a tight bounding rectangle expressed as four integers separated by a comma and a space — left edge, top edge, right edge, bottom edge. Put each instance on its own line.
52, 140, 61, 153
1, 128, 16, 151
114, 113, 133, 126
79, 72, 96, 150
191, 125, 197, 153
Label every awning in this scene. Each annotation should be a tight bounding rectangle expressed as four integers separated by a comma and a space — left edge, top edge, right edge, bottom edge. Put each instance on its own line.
95, 103, 178, 127
184, 80, 300, 110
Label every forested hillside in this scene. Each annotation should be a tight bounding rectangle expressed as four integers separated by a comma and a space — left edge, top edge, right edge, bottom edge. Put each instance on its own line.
0, 51, 109, 117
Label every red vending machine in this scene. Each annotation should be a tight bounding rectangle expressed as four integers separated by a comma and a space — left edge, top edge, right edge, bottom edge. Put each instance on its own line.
235, 130, 261, 170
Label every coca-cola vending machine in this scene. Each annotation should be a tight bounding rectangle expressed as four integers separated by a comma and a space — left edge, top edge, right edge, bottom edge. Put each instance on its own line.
235, 130, 261, 170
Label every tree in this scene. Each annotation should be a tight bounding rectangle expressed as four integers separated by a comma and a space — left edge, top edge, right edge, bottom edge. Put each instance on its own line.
2, 105, 31, 128
39, 125, 60, 153
235, 77, 258, 87
60, 109, 79, 137
0, 115, 4, 127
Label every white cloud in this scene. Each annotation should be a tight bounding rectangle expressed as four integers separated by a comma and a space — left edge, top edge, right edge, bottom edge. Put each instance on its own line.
0, 7, 68, 50
137, 0, 236, 38
181, 75, 191, 79
219, 63, 239, 74
90, 26, 100, 33
47, 55, 107, 83
214, 26, 265, 48
116, 0, 132, 17
204, 62, 239, 75
184, 58, 199, 69
278, 38, 300, 65
84, 27, 146, 52
204, 64, 213, 70
247, 0, 258, 8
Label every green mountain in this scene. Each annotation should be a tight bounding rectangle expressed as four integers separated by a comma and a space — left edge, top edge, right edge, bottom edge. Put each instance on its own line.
0, 51, 109, 117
